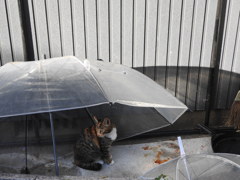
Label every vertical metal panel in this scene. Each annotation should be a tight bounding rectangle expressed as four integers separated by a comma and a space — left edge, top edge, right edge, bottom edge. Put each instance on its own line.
122, 0, 133, 67
225, 10, 240, 107
176, 0, 194, 103
178, 0, 194, 67
0, 0, 25, 64
59, 0, 74, 56
32, 0, 50, 59
98, 0, 110, 62
156, 0, 170, 67
144, 0, 158, 80
45, 0, 62, 58
6, 0, 25, 62
27, 0, 39, 60
220, 0, 240, 72
200, 0, 218, 67
212, 0, 231, 109
133, 0, 145, 70
72, 0, 87, 60
232, 14, 240, 74
167, 0, 182, 66
189, 0, 207, 67
166, 0, 183, 96
0, 0, 13, 64
186, 0, 207, 109
84, 0, 98, 60
216, 0, 240, 109
155, 0, 171, 86
110, 0, 121, 64
195, 0, 218, 110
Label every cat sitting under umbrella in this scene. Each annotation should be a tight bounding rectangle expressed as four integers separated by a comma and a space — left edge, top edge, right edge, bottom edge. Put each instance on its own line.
74, 116, 117, 171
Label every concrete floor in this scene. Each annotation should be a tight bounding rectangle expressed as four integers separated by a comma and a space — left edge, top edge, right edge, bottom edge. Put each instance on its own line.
0, 135, 212, 179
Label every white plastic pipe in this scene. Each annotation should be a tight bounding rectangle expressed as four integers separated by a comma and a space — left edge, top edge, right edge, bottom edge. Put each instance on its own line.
177, 136, 186, 156
177, 136, 191, 180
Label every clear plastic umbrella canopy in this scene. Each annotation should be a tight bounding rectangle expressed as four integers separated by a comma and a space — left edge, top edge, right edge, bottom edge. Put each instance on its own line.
140, 153, 240, 180
0, 56, 187, 136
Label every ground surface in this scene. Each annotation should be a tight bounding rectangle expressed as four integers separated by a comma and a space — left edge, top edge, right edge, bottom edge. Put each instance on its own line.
0, 135, 212, 179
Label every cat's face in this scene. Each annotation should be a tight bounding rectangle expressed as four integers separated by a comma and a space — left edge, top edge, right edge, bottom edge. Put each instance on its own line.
95, 118, 113, 137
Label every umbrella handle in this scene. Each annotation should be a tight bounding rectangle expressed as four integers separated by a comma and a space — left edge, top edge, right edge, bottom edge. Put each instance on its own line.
85, 108, 98, 124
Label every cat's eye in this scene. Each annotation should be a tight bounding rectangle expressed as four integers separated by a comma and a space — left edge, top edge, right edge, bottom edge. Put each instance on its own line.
103, 118, 110, 126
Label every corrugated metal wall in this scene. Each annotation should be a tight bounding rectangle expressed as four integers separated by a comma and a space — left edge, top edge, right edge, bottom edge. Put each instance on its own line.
26, 0, 219, 111
0, 0, 239, 111
27, 0, 218, 67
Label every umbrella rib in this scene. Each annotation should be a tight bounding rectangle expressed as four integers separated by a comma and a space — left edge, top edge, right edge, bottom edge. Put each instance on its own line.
41, 61, 51, 110
195, 156, 240, 178
195, 161, 223, 178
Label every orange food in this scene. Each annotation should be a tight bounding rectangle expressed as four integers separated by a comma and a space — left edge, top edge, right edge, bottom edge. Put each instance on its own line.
154, 158, 170, 164
142, 146, 149, 150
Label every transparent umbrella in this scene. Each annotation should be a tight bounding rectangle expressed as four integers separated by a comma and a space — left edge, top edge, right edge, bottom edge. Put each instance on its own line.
0, 56, 188, 140
140, 137, 240, 180
0, 56, 187, 123
0, 56, 187, 175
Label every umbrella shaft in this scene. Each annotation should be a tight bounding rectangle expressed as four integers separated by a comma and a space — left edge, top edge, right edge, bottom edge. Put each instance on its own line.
25, 116, 28, 171
49, 113, 59, 176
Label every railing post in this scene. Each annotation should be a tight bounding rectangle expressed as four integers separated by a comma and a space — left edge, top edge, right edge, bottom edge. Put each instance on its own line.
205, 0, 228, 126
19, 0, 35, 61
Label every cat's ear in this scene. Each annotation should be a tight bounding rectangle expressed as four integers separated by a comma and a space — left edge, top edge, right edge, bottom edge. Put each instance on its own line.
93, 116, 99, 124
103, 118, 111, 126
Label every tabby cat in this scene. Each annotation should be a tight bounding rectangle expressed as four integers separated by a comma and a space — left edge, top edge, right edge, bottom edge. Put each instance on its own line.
73, 116, 117, 171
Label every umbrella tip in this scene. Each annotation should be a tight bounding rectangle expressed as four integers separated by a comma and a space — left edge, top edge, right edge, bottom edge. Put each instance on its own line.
177, 136, 186, 156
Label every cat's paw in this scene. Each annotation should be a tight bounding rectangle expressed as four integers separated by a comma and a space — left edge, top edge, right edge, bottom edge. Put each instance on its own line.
104, 158, 113, 165
109, 160, 114, 165
96, 160, 104, 165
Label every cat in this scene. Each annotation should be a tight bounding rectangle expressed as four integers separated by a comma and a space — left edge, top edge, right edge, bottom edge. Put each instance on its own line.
73, 116, 117, 171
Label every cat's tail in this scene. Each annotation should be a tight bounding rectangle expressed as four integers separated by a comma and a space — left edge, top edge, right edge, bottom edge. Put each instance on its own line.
74, 160, 102, 171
